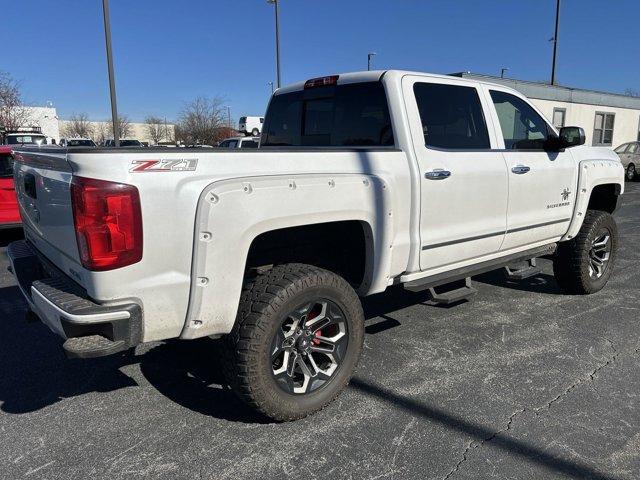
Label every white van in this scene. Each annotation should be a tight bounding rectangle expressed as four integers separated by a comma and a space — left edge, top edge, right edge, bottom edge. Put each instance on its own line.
238, 116, 264, 137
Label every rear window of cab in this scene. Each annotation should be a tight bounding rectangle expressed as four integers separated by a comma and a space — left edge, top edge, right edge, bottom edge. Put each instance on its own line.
262, 82, 394, 147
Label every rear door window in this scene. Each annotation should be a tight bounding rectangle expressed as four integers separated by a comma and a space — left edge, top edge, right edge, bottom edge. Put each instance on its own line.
413, 82, 490, 149
262, 82, 394, 147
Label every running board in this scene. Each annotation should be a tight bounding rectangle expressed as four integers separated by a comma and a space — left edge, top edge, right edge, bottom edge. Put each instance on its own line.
403, 243, 557, 293
426, 277, 476, 304
504, 258, 541, 280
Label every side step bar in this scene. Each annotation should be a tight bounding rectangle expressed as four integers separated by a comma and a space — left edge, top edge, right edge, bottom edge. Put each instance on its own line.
404, 243, 556, 293
504, 258, 541, 281
427, 277, 477, 305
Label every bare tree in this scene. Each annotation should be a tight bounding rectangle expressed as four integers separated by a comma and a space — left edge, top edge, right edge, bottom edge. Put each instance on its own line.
93, 122, 108, 145
61, 113, 94, 138
176, 96, 227, 145
145, 115, 166, 144
107, 115, 133, 139
624, 88, 640, 98
0, 71, 29, 131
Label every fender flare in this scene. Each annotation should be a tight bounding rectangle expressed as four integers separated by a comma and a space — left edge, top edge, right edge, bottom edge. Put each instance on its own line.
561, 159, 624, 241
180, 173, 393, 339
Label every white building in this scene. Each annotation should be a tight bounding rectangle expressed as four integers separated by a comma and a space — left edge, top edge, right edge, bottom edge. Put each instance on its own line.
12, 106, 61, 141
58, 119, 175, 145
10, 106, 175, 145
453, 73, 640, 148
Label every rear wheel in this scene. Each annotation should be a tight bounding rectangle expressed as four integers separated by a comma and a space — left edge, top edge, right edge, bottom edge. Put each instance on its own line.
222, 263, 364, 421
626, 164, 636, 182
553, 210, 618, 294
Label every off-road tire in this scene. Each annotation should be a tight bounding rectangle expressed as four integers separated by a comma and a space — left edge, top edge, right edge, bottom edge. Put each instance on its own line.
222, 263, 364, 421
626, 164, 636, 182
553, 210, 618, 294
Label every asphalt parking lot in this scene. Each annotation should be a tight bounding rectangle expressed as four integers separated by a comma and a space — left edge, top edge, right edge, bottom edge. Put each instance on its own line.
0, 184, 639, 480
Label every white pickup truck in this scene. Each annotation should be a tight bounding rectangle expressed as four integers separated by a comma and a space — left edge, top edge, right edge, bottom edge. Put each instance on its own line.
8, 70, 624, 421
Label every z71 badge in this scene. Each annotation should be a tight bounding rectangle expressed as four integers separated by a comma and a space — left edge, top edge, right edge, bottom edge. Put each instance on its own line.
130, 159, 198, 172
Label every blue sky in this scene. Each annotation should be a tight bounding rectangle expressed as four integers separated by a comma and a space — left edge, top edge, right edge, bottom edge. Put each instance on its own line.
2, 0, 638, 123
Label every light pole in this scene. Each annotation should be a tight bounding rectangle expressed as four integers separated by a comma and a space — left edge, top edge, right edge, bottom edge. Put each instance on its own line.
550, 0, 561, 85
267, 0, 282, 88
367, 52, 377, 71
101, 0, 119, 147
268, 81, 274, 94
500, 67, 509, 79
226, 106, 231, 129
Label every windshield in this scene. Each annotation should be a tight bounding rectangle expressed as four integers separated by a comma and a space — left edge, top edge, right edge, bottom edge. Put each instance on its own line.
0, 154, 14, 178
120, 140, 141, 147
6, 135, 47, 145
614, 144, 628, 153
67, 139, 96, 147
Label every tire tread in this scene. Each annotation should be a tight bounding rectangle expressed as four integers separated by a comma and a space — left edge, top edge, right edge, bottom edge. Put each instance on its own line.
221, 263, 363, 421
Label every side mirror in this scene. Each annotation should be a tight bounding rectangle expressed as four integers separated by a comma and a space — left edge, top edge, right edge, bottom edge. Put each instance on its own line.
559, 126, 585, 148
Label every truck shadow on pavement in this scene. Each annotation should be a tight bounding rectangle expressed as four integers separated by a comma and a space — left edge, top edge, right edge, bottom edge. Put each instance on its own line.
0, 284, 622, 478
0, 279, 559, 419
349, 378, 621, 480
0, 284, 138, 414
474, 268, 563, 295
0, 228, 24, 248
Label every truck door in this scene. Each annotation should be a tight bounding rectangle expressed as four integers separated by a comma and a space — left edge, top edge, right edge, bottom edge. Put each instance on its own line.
484, 86, 577, 250
402, 75, 509, 271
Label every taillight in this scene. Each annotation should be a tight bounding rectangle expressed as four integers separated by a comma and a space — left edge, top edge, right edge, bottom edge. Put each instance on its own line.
71, 176, 142, 271
304, 75, 339, 89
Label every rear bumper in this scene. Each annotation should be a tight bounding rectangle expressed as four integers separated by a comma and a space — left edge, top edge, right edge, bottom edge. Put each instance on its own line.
7, 240, 142, 358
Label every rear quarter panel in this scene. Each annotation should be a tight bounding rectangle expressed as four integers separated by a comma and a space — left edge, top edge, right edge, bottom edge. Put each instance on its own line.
63, 149, 412, 342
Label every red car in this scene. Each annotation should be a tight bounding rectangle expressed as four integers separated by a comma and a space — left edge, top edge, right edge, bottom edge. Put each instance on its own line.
0, 146, 20, 229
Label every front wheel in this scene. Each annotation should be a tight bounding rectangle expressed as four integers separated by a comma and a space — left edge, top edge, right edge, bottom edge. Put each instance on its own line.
626, 164, 636, 182
222, 263, 364, 421
251, 128, 260, 137
553, 210, 618, 294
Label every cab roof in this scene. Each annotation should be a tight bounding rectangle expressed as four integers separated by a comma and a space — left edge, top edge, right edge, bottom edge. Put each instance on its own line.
275, 69, 513, 95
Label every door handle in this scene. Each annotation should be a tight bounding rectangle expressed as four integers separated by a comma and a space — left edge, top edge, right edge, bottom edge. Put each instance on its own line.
511, 165, 531, 174
425, 169, 451, 180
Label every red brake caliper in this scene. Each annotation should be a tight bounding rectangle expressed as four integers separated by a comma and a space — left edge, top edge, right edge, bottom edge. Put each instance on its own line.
306, 308, 322, 345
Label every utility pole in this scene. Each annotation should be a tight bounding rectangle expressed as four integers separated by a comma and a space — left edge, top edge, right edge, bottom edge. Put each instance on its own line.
267, 0, 282, 88
500, 67, 509, 79
367, 52, 377, 71
551, 0, 561, 85
101, 0, 120, 147
226, 106, 231, 129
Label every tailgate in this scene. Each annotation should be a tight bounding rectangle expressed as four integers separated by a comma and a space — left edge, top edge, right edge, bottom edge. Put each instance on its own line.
0, 150, 20, 224
12, 148, 82, 273
0, 152, 19, 223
